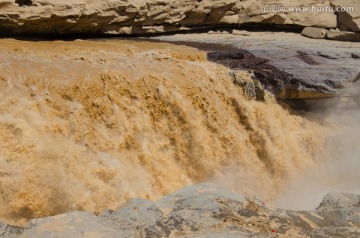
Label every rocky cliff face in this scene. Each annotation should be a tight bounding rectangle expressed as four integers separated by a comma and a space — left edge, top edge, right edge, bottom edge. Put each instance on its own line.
2, 184, 360, 238
0, 0, 358, 36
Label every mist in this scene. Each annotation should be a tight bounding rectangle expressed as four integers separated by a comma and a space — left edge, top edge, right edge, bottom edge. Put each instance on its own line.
274, 92, 360, 210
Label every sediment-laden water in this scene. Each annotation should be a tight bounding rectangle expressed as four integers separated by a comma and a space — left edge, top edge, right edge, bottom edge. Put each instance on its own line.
0, 39, 343, 225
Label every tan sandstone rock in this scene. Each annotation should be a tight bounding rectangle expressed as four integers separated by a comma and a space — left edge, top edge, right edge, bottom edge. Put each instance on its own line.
327, 30, 360, 42
0, 0, 356, 35
232, 29, 251, 36
237, 0, 337, 28
301, 27, 328, 39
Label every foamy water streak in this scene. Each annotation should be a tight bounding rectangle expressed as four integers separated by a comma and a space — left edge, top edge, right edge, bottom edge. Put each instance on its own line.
0, 39, 324, 225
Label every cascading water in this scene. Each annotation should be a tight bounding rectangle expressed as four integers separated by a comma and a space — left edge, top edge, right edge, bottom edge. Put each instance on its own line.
0, 39, 351, 226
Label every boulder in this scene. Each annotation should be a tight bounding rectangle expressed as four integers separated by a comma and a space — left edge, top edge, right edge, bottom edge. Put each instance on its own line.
331, 0, 360, 32
301, 27, 328, 39
2, 184, 359, 237
316, 192, 360, 228
104, 184, 247, 237
327, 30, 360, 42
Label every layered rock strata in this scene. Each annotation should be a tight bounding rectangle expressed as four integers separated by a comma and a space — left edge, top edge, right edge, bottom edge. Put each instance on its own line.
0, 0, 358, 36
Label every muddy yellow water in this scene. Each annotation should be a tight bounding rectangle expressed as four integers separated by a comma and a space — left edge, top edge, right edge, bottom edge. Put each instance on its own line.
0, 39, 324, 225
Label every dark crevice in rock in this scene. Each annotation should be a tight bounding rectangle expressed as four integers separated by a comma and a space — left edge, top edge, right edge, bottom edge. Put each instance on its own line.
296, 50, 319, 65
351, 53, 360, 59
237, 208, 259, 218
262, 53, 320, 63
239, 23, 303, 32
15, 0, 32, 7
317, 52, 340, 59
0, 23, 303, 39
207, 51, 246, 60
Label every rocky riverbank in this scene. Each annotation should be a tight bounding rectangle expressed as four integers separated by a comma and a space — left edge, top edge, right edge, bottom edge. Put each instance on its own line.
1, 183, 360, 238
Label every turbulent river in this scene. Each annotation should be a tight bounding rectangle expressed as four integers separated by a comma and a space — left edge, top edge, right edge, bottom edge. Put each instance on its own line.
0, 39, 358, 226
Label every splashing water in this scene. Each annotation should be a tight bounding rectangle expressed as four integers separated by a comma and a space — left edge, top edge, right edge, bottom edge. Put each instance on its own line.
0, 39, 327, 225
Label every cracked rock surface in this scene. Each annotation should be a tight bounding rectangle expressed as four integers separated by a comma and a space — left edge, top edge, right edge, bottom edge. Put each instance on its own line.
2, 184, 359, 238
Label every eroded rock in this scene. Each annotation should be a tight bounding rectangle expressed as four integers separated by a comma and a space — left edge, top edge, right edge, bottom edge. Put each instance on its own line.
316, 192, 360, 227
3, 184, 360, 238
0, 0, 349, 36
232, 29, 251, 36
21, 212, 117, 238
302, 27, 328, 39
327, 30, 360, 42
237, 0, 337, 28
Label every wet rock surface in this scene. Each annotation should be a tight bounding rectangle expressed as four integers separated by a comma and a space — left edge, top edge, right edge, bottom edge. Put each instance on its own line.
207, 50, 334, 100
2, 184, 359, 238
152, 32, 360, 100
